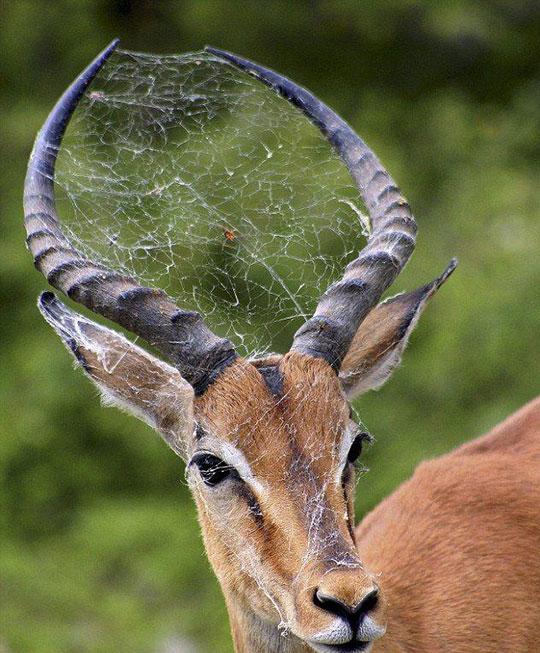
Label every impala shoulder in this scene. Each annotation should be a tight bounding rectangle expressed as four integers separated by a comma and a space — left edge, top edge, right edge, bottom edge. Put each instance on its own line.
357, 398, 540, 547
354, 456, 449, 545
451, 395, 540, 458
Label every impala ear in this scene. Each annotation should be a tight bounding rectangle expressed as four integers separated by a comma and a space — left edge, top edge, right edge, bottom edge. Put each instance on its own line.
38, 292, 194, 458
339, 260, 457, 399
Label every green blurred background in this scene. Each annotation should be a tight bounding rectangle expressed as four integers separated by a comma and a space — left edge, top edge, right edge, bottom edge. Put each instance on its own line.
1, 1, 539, 652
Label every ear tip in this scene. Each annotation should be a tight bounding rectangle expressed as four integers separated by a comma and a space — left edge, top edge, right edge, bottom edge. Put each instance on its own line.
38, 290, 56, 305
37, 291, 74, 328
434, 257, 458, 290
37, 291, 61, 317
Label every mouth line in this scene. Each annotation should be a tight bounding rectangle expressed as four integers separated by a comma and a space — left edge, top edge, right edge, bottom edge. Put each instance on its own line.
312, 641, 371, 653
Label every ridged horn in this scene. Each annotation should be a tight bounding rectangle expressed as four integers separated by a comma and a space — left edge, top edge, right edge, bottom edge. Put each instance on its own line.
24, 40, 237, 394
206, 47, 417, 370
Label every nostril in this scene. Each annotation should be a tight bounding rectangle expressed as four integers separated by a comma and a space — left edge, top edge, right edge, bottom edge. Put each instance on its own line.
358, 588, 379, 615
313, 587, 379, 621
313, 589, 351, 620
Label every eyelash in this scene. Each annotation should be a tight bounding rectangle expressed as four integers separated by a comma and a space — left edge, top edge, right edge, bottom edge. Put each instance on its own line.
190, 452, 238, 487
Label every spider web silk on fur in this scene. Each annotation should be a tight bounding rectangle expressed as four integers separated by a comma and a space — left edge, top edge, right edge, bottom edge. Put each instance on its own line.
55, 49, 368, 357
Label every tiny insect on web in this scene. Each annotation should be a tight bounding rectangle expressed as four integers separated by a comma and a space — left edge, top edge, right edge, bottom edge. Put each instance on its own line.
52, 48, 368, 359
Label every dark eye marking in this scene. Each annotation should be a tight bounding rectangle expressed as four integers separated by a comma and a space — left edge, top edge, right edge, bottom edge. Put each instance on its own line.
347, 431, 372, 464
234, 483, 264, 528
190, 454, 263, 524
191, 453, 238, 487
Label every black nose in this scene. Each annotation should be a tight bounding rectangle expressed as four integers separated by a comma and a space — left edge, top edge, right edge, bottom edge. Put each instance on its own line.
313, 587, 379, 627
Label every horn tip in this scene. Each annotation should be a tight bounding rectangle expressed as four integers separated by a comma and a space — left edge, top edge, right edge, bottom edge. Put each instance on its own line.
103, 38, 121, 54
97, 38, 121, 65
205, 45, 227, 57
205, 46, 244, 67
204, 47, 266, 79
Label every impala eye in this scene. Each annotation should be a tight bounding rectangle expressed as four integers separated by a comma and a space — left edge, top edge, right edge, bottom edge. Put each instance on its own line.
191, 453, 236, 487
347, 432, 371, 464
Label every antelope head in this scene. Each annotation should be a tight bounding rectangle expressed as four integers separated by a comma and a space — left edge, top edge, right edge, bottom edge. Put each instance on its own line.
24, 41, 455, 653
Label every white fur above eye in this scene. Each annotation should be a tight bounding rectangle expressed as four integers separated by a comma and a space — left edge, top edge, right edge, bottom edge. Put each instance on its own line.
189, 435, 267, 497
334, 421, 360, 484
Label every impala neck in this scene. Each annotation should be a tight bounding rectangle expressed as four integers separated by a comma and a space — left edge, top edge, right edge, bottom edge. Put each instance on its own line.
227, 602, 311, 653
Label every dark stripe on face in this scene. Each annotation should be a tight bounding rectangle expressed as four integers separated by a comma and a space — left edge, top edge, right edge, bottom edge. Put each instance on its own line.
233, 483, 264, 528
287, 453, 358, 565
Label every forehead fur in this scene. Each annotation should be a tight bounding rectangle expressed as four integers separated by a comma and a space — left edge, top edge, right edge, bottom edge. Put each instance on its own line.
194, 351, 349, 476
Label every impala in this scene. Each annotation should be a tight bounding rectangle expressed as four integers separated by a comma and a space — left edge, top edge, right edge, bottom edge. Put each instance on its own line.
24, 41, 540, 653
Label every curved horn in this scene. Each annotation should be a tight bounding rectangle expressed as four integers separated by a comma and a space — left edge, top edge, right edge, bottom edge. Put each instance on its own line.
24, 41, 237, 394
206, 48, 417, 370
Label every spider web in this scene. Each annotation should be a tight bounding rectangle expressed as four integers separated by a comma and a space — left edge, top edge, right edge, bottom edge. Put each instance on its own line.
55, 48, 368, 357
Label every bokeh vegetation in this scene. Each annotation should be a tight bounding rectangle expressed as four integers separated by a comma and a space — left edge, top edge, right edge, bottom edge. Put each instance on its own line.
1, 2, 539, 652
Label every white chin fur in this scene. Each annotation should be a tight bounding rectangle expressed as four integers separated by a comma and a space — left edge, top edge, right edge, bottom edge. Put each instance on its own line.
306, 614, 385, 652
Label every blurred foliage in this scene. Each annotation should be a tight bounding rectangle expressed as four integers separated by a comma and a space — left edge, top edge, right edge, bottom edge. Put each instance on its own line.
1, 1, 539, 652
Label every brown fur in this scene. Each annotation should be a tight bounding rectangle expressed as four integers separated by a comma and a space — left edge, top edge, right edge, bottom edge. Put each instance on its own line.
357, 397, 540, 653
44, 297, 540, 653
193, 353, 381, 648
341, 298, 412, 375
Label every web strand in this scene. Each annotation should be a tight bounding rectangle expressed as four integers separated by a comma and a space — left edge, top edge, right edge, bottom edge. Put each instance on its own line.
55, 49, 366, 357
